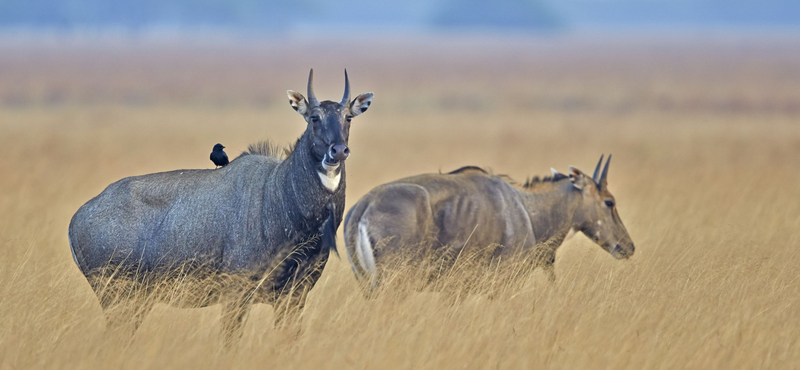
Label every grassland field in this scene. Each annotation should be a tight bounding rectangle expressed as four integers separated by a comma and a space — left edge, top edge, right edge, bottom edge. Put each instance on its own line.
0, 34, 799, 369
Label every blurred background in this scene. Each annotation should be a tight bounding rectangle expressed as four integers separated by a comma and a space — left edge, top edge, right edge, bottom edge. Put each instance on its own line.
0, 0, 799, 32
0, 0, 798, 109
1, 1, 799, 369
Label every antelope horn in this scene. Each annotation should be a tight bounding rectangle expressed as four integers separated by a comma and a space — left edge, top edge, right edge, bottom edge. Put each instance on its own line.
600, 154, 612, 187
307, 69, 320, 107
340, 69, 351, 106
592, 154, 604, 183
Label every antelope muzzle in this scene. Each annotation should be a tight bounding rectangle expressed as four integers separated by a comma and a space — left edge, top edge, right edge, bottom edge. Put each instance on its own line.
327, 144, 350, 163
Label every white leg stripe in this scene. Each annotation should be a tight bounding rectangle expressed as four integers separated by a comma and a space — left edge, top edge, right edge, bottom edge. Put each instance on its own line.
564, 227, 576, 241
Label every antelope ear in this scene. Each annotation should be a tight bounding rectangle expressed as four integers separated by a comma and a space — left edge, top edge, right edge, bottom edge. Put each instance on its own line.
287, 90, 309, 116
568, 166, 589, 191
349, 92, 373, 117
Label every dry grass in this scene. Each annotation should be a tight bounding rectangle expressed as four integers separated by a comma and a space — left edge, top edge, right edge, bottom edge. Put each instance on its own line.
0, 34, 799, 369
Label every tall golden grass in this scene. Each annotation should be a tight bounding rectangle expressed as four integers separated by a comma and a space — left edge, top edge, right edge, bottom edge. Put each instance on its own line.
0, 35, 799, 369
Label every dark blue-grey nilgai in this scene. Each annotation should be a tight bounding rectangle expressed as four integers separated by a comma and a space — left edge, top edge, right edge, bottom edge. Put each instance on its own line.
68, 69, 373, 341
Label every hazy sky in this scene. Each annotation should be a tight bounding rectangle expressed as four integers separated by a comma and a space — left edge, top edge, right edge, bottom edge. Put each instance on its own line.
0, 0, 798, 32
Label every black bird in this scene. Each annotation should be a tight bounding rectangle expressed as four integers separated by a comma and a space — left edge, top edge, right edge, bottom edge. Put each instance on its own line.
210, 143, 229, 168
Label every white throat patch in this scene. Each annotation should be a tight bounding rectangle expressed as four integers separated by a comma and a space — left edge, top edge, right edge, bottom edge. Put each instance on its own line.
318, 159, 341, 192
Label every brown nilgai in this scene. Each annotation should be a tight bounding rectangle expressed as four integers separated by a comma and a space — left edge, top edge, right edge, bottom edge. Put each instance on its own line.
343, 155, 634, 296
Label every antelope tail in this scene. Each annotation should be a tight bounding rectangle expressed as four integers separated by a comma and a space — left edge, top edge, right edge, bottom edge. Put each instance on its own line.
355, 219, 378, 289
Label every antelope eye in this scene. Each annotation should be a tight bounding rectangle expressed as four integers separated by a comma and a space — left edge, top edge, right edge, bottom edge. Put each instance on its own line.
604, 200, 615, 208
346, 115, 353, 122
310, 115, 321, 123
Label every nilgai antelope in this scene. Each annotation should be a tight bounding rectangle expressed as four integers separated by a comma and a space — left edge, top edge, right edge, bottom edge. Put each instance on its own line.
344, 155, 634, 295
68, 69, 373, 341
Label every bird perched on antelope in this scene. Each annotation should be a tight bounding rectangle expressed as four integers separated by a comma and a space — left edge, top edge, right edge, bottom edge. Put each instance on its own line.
210, 143, 229, 168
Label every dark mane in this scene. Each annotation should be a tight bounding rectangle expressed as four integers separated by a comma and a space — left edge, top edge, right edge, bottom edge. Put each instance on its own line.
236, 139, 298, 160
444, 165, 568, 189
446, 166, 488, 175
522, 173, 569, 188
